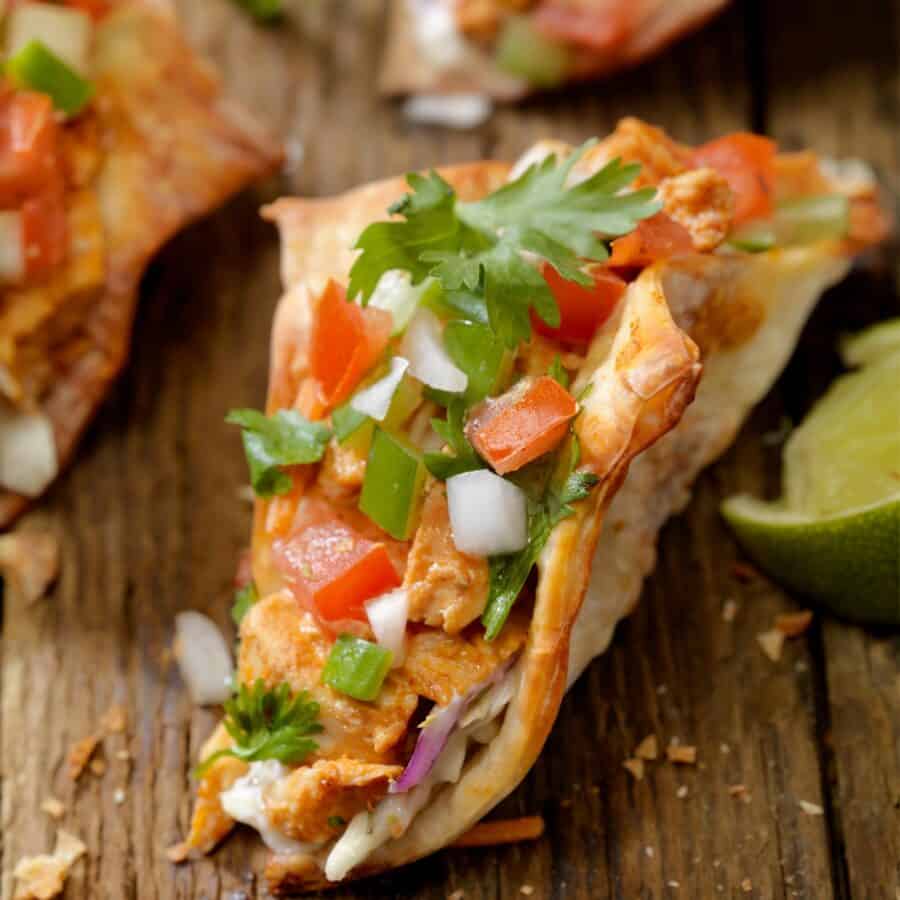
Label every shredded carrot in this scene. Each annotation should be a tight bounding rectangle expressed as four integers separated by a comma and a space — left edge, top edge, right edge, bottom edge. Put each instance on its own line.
452, 816, 545, 848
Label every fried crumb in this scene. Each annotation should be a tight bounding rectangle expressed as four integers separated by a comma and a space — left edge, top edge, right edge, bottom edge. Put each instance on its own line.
728, 784, 751, 802
89, 759, 106, 777
645, 846, 655, 858
13, 830, 85, 900
40, 798, 65, 821
100, 705, 127, 734
623, 758, 645, 781
115, 749, 131, 762
798, 800, 824, 816
741, 877, 752, 892
447, 891, 465, 900
67, 735, 100, 780
676, 785, 689, 799
666, 743, 697, 765
668, 881, 680, 889
0, 527, 60, 603
635, 734, 658, 760
757, 629, 785, 662
732, 561, 757, 582
113, 788, 126, 806
520, 886, 534, 896
775, 611, 813, 637
720, 743, 731, 755
722, 599, 740, 623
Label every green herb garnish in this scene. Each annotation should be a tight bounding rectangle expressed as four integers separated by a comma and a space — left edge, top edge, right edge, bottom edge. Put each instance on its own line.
424, 397, 483, 480
328, 816, 347, 829
194, 679, 322, 778
349, 145, 659, 349
231, 0, 283, 23
482, 444, 599, 640
548, 355, 570, 389
226, 408, 331, 497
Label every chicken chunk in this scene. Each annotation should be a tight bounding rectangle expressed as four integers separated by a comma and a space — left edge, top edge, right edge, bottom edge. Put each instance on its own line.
404, 483, 490, 634
402, 609, 528, 706
239, 591, 418, 761
318, 437, 367, 499
266, 758, 402, 845
658, 167, 734, 251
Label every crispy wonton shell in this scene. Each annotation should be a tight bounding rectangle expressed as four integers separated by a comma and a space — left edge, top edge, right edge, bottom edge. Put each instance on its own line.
0, 1, 282, 526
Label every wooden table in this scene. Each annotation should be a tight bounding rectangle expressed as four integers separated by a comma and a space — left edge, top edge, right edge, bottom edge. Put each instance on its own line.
2, 1, 899, 897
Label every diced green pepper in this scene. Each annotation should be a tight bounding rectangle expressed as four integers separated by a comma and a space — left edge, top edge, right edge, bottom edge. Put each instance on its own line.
776, 194, 850, 245
726, 220, 777, 253
382, 375, 423, 431
495, 16, 571, 88
6, 40, 93, 116
322, 635, 392, 701
444, 320, 509, 402
359, 428, 426, 540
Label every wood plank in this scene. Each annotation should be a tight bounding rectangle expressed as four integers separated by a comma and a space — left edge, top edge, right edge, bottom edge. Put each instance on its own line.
763, 0, 900, 897
0, 0, 875, 897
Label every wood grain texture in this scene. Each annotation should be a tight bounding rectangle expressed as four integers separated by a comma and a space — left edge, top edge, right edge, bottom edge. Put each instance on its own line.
1, 1, 897, 898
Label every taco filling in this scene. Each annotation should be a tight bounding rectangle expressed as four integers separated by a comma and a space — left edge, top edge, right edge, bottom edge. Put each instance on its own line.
177, 119, 885, 890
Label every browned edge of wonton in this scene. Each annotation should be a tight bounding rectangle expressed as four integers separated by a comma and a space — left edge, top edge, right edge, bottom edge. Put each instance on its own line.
0, 0, 283, 527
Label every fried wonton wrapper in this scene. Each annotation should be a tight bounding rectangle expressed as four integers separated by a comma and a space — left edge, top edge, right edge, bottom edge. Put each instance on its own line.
179, 157, 701, 890
381, 0, 729, 101
0, 0, 282, 526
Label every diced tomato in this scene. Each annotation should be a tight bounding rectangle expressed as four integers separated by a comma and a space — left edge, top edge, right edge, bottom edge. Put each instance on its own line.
21, 176, 68, 279
607, 212, 694, 268
467, 375, 578, 475
0, 88, 59, 208
63, 0, 110, 21
310, 279, 392, 410
533, 263, 626, 344
532, 1, 633, 52
273, 520, 401, 623
691, 133, 777, 224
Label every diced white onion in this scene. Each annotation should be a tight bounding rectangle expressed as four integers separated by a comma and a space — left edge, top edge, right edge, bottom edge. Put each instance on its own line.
173, 611, 233, 706
350, 356, 409, 422
0, 211, 25, 284
365, 588, 409, 666
369, 271, 429, 336
0, 406, 57, 496
446, 469, 527, 556
400, 308, 468, 394
403, 94, 493, 130
409, 0, 468, 70
7, 3, 93, 75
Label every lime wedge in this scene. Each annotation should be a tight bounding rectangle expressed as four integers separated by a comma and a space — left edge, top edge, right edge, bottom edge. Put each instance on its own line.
722, 318, 900, 623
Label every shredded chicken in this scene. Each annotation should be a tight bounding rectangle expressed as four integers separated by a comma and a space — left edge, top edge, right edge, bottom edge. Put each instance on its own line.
404, 483, 490, 634
13, 831, 85, 900
658, 167, 734, 251
266, 758, 402, 844
402, 610, 528, 706
240, 591, 418, 761
318, 437, 368, 498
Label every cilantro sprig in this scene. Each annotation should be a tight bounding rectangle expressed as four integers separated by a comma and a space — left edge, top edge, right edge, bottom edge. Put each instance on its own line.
482, 439, 599, 640
194, 679, 322, 778
424, 397, 484, 480
226, 408, 331, 498
349, 144, 659, 348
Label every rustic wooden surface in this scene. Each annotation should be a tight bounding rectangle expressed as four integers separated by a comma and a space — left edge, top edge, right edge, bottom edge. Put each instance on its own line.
2, 0, 899, 898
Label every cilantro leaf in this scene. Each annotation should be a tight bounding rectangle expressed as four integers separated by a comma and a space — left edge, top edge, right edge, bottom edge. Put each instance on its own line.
226, 408, 331, 497
194, 679, 322, 778
348, 144, 660, 349
482, 441, 599, 640
231, 582, 259, 628
424, 397, 483, 480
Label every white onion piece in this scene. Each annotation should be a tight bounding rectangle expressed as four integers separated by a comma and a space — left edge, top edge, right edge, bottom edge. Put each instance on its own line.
174, 611, 233, 706
408, 0, 468, 70
7, 3, 93, 75
369, 271, 429, 336
403, 94, 492, 130
446, 470, 527, 556
350, 357, 409, 422
0, 407, 57, 496
365, 588, 409, 666
0, 212, 25, 284
400, 308, 467, 394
